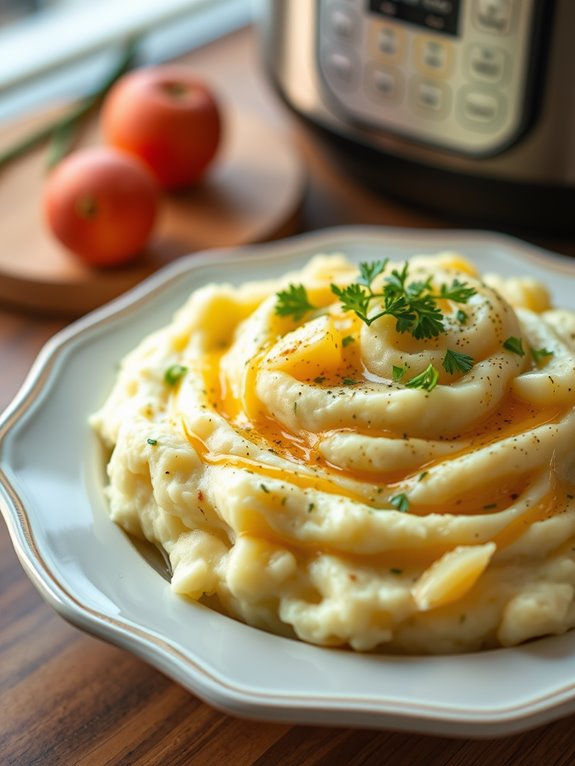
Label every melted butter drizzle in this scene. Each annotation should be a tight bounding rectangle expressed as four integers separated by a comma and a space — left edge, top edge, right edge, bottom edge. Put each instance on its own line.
187, 342, 567, 521
240, 483, 560, 568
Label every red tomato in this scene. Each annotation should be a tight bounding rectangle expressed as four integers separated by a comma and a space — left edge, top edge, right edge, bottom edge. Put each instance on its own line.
43, 147, 159, 268
101, 65, 222, 190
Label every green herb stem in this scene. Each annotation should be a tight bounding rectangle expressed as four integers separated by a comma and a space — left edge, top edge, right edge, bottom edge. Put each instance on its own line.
0, 40, 138, 173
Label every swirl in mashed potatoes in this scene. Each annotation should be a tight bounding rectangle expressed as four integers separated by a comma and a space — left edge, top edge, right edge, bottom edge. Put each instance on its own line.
91, 252, 575, 653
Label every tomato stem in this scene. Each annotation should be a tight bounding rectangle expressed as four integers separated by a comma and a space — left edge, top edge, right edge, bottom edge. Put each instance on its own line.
162, 82, 189, 99
75, 194, 99, 219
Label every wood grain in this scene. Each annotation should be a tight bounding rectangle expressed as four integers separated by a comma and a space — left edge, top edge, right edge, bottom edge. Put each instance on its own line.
2, 25, 575, 766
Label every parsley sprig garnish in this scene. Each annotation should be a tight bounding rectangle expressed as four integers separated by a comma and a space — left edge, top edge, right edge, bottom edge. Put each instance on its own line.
274, 261, 478, 381
274, 260, 477, 342
275, 283, 317, 321
331, 260, 477, 340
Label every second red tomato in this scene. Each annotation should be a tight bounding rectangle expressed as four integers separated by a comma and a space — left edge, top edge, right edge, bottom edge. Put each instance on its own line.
101, 66, 222, 190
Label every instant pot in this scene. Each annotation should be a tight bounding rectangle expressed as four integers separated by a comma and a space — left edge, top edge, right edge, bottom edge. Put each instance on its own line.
261, 0, 575, 231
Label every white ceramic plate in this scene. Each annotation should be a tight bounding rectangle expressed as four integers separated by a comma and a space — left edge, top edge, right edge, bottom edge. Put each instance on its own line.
3, 226, 575, 738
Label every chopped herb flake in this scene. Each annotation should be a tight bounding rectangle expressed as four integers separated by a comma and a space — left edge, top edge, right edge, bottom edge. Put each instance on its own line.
443, 349, 474, 375
390, 493, 410, 513
456, 309, 468, 324
418, 471, 428, 481
146, 438, 158, 446
392, 365, 405, 382
164, 364, 188, 386
503, 336, 525, 356
260, 484, 270, 494
405, 364, 439, 392
531, 346, 554, 366
308, 502, 315, 513
342, 335, 355, 348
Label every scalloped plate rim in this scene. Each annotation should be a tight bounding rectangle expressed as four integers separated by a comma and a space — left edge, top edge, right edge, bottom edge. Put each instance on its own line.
2, 225, 575, 738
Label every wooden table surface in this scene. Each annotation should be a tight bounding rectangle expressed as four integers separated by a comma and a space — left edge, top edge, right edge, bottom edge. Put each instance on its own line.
2, 25, 575, 766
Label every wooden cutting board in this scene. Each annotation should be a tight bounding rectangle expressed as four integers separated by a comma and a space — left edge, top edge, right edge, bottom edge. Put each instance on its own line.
0, 105, 305, 316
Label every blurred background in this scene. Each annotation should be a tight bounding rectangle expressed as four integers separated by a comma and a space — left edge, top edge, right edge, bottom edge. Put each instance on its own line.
0, 0, 252, 120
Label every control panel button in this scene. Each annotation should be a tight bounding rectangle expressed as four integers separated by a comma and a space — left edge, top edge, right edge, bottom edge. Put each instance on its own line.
322, 47, 359, 90
415, 36, 453, 78
411, 77, 451, 118
467, 45, 507, 83
326, 4, 357, 43
473, 0, 514, 34
458, 87, 506, 130
365, 63, 403, 104
369, 21, 406, 64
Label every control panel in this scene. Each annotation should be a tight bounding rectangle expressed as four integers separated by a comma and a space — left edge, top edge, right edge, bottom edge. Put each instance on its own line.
317, 0, 539, 156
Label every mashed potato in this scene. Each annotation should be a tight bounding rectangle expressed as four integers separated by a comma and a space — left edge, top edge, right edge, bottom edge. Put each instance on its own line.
91, 253, 575, 653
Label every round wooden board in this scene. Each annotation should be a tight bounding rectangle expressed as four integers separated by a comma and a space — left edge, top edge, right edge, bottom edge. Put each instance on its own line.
0, 106, 305, 316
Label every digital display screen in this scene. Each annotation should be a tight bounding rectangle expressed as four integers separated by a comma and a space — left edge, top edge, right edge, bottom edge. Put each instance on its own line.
368, 0, 461, 37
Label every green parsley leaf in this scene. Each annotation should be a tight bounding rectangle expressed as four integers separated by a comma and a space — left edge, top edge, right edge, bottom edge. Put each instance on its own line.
408, 296, 445, 340
531, 346, 554, 366
385, 262, 409, 292
147, 438, 158, 446
342, 335, 355, 348
342, 378, 358, 386
164, 364, 188, 386
331, 282, 371, 321
439, 279, 477, 303
443, 349, 474, 375
330, 260, 475, 340
392, 365, 405, 382
357, 260, 387, 287
456, 309, 468, 324
275, 283, 316, 321
390, 493, 410, 513
405, 363, 439, 392
503, 336, 525, 356
406, 276, 433, 298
